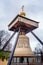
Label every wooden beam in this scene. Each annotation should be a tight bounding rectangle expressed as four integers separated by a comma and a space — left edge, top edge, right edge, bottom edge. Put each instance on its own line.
31, 31, 43, 45
1, 31, 16, 50
7, 27, 20, 65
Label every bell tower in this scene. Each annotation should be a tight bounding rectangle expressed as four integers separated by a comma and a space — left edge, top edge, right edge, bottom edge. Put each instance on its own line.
8, 6, 39, 65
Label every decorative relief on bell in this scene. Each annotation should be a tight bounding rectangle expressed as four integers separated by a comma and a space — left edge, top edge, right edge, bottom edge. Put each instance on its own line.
17, 35, 29, 48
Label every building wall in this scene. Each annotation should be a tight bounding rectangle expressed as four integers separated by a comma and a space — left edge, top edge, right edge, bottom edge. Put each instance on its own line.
0, 59, 8, 65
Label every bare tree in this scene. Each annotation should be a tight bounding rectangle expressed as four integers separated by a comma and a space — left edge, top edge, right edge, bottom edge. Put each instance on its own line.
34, 43, 42, 53
0, 30, 12, 51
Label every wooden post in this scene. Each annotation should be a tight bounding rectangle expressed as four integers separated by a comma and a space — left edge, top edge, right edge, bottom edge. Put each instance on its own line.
2, 31, 16, 50
7, 27, 20, 65
31, 31, 43, 45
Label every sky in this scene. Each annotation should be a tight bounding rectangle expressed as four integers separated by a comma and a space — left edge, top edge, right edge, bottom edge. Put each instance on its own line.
0, 0, 43, 51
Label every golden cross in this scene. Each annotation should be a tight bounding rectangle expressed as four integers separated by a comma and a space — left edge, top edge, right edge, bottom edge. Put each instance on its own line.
21, 5, 24, 11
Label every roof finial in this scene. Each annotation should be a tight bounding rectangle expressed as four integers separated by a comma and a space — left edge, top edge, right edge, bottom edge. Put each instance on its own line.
21, 5, 24, 11
20, 5, 26, 16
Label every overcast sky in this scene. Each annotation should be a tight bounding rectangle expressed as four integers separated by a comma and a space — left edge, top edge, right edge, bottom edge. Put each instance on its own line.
0, 0, 43, 50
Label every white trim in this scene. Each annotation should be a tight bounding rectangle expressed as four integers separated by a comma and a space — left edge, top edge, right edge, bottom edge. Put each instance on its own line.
8, 16, 38, 29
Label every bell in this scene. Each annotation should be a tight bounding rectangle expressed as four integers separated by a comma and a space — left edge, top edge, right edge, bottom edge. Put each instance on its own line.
14, 35, 34, 57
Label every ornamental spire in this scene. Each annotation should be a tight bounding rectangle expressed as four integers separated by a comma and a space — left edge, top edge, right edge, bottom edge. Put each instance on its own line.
20, 5, 26, 16
21, 5, 24, 11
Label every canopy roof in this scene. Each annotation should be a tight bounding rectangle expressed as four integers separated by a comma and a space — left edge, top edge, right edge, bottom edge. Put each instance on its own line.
8, 15, 39, 34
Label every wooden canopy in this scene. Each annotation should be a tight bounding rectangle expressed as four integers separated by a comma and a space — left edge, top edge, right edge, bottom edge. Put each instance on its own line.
8, 15, 39, 34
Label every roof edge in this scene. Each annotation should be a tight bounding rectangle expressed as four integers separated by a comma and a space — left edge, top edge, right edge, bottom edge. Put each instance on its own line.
8, 14, 39, 27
